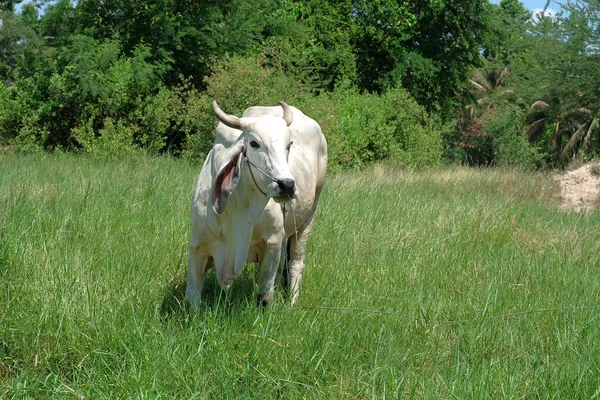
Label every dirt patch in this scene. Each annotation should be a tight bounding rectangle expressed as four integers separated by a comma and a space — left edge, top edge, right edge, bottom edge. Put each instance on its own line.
556, 162, 600, 211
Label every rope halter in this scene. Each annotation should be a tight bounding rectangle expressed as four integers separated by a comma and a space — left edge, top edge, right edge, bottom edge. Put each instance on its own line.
244, 152, 275, 197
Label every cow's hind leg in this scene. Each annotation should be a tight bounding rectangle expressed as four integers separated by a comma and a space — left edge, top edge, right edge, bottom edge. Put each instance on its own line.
288, 217, 316, 306
277, 238, 291, 288
185, 245, 209, 306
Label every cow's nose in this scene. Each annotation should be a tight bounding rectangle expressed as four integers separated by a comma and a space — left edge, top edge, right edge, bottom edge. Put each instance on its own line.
277, 178, 296, 197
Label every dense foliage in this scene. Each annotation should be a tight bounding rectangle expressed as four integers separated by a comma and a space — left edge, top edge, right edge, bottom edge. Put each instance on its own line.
1, 0, 599, 168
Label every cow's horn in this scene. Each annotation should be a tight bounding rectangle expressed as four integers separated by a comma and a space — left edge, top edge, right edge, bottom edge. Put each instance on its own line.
279, 101, 293, 126
212, 100, 242, 130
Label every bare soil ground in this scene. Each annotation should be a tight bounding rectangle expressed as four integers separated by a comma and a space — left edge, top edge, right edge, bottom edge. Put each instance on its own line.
556, 162, 600, 211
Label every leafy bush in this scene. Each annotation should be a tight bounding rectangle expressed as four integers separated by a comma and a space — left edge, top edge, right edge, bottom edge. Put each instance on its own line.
72, 117, 138, 159
446, 101, 544, 168
303, 88, 444, 169
0, 76, 50, 152
1, 37, 164, 152
135, 82, 214, 159
485, 106, 543, 167
3, 48, 444, 168
204, 55, 444, 168
204, 54, 308, 115
0, 84, 16, 146
387, 90, 448, 167
0, 35, 218, 159
453, 104, 543, 167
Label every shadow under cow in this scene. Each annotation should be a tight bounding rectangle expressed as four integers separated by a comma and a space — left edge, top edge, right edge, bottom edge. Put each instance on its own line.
159, 264, 263, 320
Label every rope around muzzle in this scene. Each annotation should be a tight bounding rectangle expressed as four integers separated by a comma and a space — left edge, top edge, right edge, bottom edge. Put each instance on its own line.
244, 153, 296, 229
243, 152, 296, 204
244, 153, 274, 197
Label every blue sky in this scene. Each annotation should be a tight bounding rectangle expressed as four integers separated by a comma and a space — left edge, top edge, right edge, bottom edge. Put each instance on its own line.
517, 0, 556, 10
490, 0, 560, 13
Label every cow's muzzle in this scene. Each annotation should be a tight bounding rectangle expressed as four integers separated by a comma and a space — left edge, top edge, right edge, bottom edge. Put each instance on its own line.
276, 178, 296, 198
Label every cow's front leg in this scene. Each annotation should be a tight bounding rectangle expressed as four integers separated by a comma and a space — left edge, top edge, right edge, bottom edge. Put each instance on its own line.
185, 245, 209, 306
257, 237, 283, 306
288, 216, 315, 306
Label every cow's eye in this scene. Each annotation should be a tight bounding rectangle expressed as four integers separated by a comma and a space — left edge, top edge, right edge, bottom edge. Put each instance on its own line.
250, 140, 260, 149
287, 141, 293, 151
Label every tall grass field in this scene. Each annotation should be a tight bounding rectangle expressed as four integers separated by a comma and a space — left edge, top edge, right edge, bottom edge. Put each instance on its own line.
1, 153, 600, 398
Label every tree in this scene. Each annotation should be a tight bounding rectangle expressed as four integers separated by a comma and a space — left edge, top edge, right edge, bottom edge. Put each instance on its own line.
481, 0, 530, 63
64, 0, 287, 87
0, 0, 21, 12
511, 1, 600, 163
0, 8, 41, 82
303, 0, 488, 113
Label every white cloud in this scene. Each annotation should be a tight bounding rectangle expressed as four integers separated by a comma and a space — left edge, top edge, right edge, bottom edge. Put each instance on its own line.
531, 7, 558, 23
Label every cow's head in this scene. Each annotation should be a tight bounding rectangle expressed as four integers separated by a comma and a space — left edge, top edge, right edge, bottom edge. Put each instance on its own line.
212, 100, 296, 214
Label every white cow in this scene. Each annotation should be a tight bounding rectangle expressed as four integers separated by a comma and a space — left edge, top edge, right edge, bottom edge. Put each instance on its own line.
185, 100, 327, 306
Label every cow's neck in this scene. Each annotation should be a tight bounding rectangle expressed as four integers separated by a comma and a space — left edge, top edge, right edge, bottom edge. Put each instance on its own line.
228, 165, 271, 222
213, 173, 271, 287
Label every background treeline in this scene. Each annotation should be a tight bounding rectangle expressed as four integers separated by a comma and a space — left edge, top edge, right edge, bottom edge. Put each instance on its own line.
0, 0, 599, 169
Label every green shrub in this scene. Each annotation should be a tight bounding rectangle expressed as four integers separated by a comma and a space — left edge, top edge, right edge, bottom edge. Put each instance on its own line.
205, 56, 444, 169
485, 106, 543, 167
0, 35, 217, 158
3, 49, 444, 169
0, 84, 17, 146
139, 82, 214, 160
205, 54, 308, 115
386, 90, 446, 167
451, 104, 542, 168
302, 88, 444, 169
1, 36, 168, 153
0, 77, 50, 152
73, 117, 138, 159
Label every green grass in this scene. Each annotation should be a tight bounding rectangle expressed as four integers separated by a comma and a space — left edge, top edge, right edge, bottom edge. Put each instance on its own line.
1, 153, 600, 398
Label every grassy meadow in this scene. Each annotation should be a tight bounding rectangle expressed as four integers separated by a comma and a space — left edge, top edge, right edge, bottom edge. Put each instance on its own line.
1, 153, 600, 398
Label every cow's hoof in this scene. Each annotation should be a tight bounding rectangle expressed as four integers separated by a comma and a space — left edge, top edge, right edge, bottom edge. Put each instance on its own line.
257, 295, 270, 308
185, 289, 202, 307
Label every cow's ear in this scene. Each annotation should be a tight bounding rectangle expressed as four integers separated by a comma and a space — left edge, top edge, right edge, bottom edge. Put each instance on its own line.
212, 143, 244, 214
